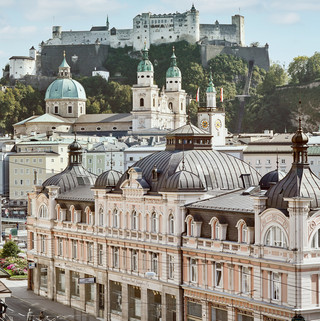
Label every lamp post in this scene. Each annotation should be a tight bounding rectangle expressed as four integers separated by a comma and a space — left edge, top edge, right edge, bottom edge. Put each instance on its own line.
292, 314, 305, 321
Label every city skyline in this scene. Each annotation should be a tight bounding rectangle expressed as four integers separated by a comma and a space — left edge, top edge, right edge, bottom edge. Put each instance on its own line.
1, 0, 320, 72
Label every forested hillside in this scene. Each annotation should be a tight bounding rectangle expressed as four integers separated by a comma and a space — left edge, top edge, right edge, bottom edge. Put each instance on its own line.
1, 41, 320, 134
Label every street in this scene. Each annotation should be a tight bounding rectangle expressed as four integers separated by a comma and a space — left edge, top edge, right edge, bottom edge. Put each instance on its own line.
1, 279, 99, 321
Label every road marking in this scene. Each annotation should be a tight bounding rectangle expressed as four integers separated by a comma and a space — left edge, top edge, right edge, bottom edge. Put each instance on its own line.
18, 313, 25, 316
7, 308, 13, 312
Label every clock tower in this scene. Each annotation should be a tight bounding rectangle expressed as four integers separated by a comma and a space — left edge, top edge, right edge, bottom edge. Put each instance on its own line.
197, 71, 226, 146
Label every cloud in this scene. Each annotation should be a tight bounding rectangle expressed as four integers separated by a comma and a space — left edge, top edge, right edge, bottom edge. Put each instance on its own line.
0, 0, 14, 7
22, 0, 126, 22
270, 12, 300, 24
268, 0, 320, 11
0, 25, 37, 39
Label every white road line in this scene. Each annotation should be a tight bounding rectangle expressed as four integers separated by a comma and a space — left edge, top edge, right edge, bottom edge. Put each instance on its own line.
18, 313, 25, 316
7, 308, 13, 312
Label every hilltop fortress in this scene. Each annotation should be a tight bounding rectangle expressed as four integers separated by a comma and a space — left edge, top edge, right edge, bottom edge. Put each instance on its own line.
9, 5, 269, 81
47, 5, 244, 50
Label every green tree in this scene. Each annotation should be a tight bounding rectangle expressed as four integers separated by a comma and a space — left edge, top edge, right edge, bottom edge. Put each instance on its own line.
288, 56, 308, 84
258, 63, 287, 94
1, 241, 20, 258
305, 52, 320, 82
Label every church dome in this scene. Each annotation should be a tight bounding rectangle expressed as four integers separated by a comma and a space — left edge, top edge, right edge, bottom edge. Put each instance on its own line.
95, 170, 122, 189
45, 78, 86, 100
166, 49, 181, 78
164, 170, 205, 192
259, 169, 286, 190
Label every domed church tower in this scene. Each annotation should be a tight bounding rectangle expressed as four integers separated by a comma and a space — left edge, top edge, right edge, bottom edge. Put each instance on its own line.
165, 47, 187, 129
45, 52, 86, 119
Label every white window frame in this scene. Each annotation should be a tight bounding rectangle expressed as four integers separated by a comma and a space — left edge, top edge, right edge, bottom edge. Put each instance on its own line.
271, 272, 281, 301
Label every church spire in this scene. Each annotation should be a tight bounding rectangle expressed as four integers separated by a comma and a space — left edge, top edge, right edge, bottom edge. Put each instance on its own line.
106, 15, 109, 30
206, 69, 216, 108
292, 117, 309, 165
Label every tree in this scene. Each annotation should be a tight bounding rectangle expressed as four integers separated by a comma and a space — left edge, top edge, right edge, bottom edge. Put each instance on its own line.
305, 52, 320, 82
258, 63, 288, 94
288, 56, 308, 84
1, 241, 20, 258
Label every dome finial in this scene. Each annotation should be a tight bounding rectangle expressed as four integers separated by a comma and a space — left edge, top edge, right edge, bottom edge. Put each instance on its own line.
63, 50, 66, 58
110, 148, 113, 170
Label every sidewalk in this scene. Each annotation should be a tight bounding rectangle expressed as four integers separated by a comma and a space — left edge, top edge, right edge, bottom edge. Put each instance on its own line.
2, 279, 100, 321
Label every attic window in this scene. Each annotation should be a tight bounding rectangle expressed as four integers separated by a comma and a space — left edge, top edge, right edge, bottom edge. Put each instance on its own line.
240, 174, 251, 189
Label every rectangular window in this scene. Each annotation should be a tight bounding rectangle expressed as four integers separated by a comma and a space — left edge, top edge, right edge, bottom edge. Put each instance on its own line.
113, 247, 119, 268
98, 244, 103, 265
211, 306, 228, 321
56, 268, 65, 293
39, 264, 48, 290
168, 255, 174, 279
241, 267, 250, 294
71, 271, 80, 298
72, 240, 78, 259
58, 238, 63, 256
40, 235, 46, 253
190, 258, 197, 283
110, 281, 122, 313
271, 272, 281, 300
14, 169, 18, 174
87, 243, 93, 263
215, 263, 222, 287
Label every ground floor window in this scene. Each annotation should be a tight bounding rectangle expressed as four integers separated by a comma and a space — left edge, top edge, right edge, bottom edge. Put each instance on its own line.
166, 294, 176, 321
187, 300, 202, 321
129, 285, 141, 320
110, 281, 122, 314
148, 290, 161, 321
211, 306, 227, 321
39, 264, 48, 290
85, 275, 94, 305
237, 310, 253, 321
56, 268, 65, 293
70, 271, 80, 298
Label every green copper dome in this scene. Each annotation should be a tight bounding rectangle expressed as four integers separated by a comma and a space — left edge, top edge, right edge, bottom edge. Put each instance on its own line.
166, 49, 181, 78
45, 78, 86, 100
137, 44, 154, 72
206, 71, 216, 93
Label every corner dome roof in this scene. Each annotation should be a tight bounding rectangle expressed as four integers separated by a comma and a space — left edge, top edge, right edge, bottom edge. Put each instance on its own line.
45, 78, 86, 100
95, 170, 122, 189
166, 50, 181, 78
164, 170, 205, 192
137, 44, 153, 72
259, 169, 286, 190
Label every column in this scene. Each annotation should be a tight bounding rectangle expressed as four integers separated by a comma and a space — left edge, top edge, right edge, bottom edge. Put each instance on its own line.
65, 269, 71, 306
121, 283, 128, 321
141, 287, 148, 321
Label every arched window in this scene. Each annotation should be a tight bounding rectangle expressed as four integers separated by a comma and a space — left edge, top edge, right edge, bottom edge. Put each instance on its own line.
153, 98, 155, 107
185, 215, 194, 236
236, 219, 248, 243
87, 209, 93, 225
311, 229, 320, 248
209, 218, 220, 240
168, 102, 173, 110
140, 98, 144, 107
98, 208, 103, 226
151, 212, 157, 233
39, 205, 48, 218
265, 226, 287, 248
113, 209, 119, 228
169, 214, 174, 235
132, 210, 138, 230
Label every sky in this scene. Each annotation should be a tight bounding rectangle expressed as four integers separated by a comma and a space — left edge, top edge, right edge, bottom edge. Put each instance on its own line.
1, 0, 320, 72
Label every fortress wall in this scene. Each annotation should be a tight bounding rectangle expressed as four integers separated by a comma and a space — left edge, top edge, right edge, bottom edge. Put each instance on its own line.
200, 24, 238, 43
41, 44, 109, 77
201, 44, 270, 70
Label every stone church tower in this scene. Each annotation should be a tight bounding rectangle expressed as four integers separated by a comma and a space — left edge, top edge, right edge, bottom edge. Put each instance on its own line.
131, 46, 187, 133
197, 72, 226, 146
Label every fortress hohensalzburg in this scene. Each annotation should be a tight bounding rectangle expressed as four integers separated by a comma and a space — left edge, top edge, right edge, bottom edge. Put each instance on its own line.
46, 5, 244, 50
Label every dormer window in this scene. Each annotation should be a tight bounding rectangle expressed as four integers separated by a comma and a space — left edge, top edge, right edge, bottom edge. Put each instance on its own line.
236, 219, 251, 244
151, 212, 157, 233
39, 204, 48, 219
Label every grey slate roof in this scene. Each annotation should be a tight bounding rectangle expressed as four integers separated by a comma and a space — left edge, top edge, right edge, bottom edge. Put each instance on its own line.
164, 170, 205, 192
259, 169, 286, 190
76, 113, 132, 123
95, 170, 122, 189
57, 185, 94, 201
115, 149, 261, 193
187, 189, 255, 213
167, 123, 210, 136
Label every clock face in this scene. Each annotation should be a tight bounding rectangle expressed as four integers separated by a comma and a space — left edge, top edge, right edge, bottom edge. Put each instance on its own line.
215, 119, 222, 130
201, 119, 209, 129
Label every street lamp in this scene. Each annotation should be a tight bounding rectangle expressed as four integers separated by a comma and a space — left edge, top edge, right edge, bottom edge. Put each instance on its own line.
292, 314, 305, 321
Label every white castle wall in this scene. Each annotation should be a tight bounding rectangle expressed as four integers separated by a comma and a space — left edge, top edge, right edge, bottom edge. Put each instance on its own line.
9, 58, 36, 79
45, 7, 243, 52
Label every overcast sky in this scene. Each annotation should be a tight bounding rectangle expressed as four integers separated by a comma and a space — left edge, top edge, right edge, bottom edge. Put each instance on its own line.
1, 0, 320, 71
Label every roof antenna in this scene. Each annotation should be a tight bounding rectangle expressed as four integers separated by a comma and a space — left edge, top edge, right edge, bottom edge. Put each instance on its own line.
74, 124, 77, 141
182, 143, 186, 171
110, 148, 113, 170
